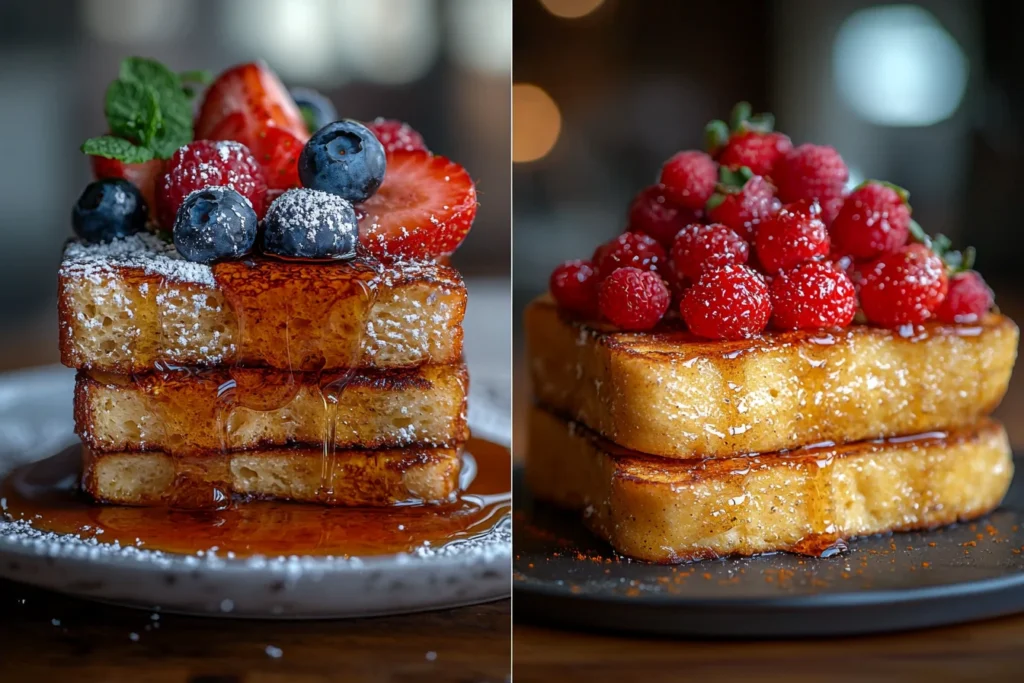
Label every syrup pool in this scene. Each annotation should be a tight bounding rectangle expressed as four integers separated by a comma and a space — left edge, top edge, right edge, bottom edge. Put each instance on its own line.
0, 437, 510, 558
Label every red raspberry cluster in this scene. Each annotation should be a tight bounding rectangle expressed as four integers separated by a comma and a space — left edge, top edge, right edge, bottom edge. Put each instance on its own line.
549, 102, 993, 339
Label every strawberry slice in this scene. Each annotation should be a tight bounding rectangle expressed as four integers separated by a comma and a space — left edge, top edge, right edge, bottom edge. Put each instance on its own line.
209, 114, 304, 189
196, 63, 309, 189
357, 150, 477, 262
90, 155, 165, 219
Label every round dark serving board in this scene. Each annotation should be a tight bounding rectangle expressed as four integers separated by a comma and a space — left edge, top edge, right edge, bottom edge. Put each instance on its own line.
513, 460, 1024, 638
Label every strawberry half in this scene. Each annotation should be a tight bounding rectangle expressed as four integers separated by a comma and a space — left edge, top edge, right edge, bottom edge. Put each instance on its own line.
90, 155, 165, 219
195, 63, 309, 190
357, 150, 477, 262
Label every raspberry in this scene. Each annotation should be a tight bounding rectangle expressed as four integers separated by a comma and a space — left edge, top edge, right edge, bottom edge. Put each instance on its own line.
659, 151, 718, 211
365, 118, 428, 154
935, 271, 993, 324
680, 264, 771, 340
592, 232, 666, 278
598, 267, 670, 331
774, 144, 848, 204
718, 130, 792, 177
155, 140, 268, 232
706, 175, 780, 241
859, 244, 949, 327
670, 223, 749, 281
549, 260, 600, 317
830, 181, 911, 259
770, 261, 857, 330
627, 184, 703, 248
754, 200, 830, 274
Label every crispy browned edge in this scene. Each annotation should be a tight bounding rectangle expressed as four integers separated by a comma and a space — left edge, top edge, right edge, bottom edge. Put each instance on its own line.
530, 408, 1012, 563
74, 363, 470, 453
81, 444, 463, 506
57, 256, 468, 372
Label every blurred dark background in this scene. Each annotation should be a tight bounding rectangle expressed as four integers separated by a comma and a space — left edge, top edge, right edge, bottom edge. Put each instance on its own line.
0, 0, 511, 371
513, 0, 1023, 447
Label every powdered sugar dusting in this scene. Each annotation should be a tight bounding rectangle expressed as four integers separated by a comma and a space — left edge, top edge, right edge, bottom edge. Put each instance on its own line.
61, 233, 216, 287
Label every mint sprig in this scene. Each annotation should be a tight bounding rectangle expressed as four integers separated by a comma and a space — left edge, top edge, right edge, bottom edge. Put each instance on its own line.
81, 57, 201, 163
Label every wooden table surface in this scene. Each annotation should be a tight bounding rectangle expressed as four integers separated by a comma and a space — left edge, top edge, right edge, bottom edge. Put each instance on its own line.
0, 580, 510, 682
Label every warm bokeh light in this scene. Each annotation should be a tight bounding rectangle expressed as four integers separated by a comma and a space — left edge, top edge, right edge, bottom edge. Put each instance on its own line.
538, 0, 605, 20
513, 83, 561, 163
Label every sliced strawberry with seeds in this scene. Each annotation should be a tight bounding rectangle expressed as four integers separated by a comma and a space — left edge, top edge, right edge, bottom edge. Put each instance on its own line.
195, 63, 307, 141
197, 63, 309, 190
356, 150, 477, 262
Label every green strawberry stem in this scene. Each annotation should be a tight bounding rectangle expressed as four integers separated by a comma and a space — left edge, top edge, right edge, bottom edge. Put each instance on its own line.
855, 179, 910, 205
704, 119, 729, 154
729, 102, 752, 131
908, 219, 976, 274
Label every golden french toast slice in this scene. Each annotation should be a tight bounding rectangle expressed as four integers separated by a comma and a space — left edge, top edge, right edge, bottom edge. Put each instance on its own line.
527, 407, 1013, 563
58, 234, 466, 373
75, 363, 468, 454
83, 444, 462, 507
526, 296, 1018, 459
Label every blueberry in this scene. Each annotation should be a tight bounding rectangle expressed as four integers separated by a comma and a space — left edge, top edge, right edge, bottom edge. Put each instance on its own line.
173, 186, 258, 263
71, 178, 147, 243
298, 120, 386, 203
290, 87, 338, 133
262, 188, 358, 260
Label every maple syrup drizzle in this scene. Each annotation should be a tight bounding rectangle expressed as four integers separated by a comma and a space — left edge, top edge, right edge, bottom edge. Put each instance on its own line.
209, 253, 380, 509
0, 438, 510, 558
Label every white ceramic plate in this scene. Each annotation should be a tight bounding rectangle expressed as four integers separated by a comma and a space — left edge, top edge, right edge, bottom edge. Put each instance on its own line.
0, 365, 511, 618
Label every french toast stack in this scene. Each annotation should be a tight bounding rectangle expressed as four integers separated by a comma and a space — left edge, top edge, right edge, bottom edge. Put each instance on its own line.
526, 101, 1020, 562
59, 233, 469, 507
525, 299, 1018, 562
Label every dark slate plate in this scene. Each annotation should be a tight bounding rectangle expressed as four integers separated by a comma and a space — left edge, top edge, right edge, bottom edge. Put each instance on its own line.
513, 462, 1024, 638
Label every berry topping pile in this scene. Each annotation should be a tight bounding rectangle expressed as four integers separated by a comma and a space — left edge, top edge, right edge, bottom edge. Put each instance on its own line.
76, 58, 477, 265
549, 101, 993, 337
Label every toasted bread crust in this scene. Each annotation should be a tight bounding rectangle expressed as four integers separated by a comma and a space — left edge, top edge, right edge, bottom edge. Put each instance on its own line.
526, 296, 1019, 458
58, 236, 466, 372
75, 364, 469, 454
82, 444, 462, 506
526, 407, 1013, 562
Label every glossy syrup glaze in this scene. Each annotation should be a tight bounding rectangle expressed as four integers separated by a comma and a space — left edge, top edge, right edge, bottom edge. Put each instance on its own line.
158, 251, 383, 509
0, 438, 509, 558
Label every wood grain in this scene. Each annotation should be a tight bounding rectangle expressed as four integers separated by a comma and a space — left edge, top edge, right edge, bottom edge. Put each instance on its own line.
0, 580, 510, 683
513, 618, 1024, 682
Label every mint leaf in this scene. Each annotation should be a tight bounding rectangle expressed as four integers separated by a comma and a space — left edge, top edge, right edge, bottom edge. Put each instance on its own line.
150, 95, 193, 158
120, 57, 181, 103
81, 136, 155, 164
179, 70, 213, 99
86, 56, 200, 162
105, 80, 161, 145
179, 69, 213, 85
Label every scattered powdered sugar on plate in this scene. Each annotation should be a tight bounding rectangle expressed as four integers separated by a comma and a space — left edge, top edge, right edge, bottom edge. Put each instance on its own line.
61, 233, 217, 287
0, 515, 509, 572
